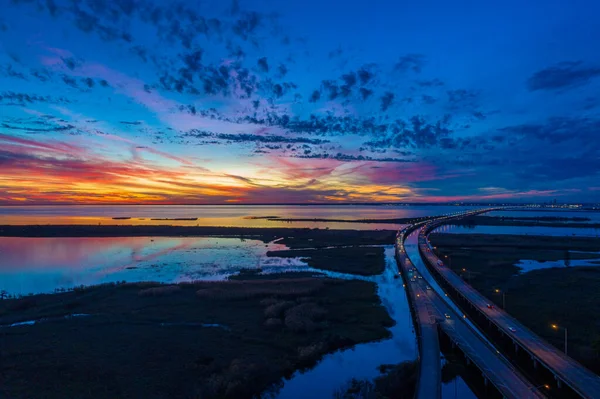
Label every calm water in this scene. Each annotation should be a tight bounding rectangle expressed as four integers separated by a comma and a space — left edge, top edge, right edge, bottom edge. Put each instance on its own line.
0, 205, 479, 230
276, 247, 418, 398
516, 257, 600, 272
488, 209, 600, 222
0, 236, 308, 295
435, 224, 600, 237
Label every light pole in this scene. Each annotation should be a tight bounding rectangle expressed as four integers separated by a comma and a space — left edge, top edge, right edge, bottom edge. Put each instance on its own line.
444, 254, 452, 268
530, 384, 550, 398
551, 324, 568, 356
494, 288, 506, 310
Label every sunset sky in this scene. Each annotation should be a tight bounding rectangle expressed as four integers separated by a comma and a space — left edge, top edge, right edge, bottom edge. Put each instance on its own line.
1, 0, 599, 204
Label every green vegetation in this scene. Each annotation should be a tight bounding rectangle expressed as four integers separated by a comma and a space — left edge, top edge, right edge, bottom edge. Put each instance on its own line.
430, 233, 600, 373
267, 246, 386, 276
0, 275, 393, 399
333, 361, 417, 399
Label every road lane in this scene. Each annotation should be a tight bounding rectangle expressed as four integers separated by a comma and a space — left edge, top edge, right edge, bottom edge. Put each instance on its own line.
401, 227, 545, 399
420, 217, 600, 399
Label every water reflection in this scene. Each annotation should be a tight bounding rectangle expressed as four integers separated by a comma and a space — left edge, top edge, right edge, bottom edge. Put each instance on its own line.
276, 247, 417, 398
0, 204, 478, 230
488, 210, 600, 222
0, 237, 307, 295
435, 224, 600, 237
516, 257, 600, 273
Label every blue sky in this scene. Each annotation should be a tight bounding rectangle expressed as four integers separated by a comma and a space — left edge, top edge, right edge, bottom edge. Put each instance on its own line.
1, 0, 599, 204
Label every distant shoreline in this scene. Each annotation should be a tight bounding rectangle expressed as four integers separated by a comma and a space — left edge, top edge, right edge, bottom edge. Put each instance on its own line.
1, 203, 597, 208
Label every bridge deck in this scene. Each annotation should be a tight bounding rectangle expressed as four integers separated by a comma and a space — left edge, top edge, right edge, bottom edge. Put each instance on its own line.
420, 217, 600, 399
403, 228, 546, 399
396, 232, 441, 399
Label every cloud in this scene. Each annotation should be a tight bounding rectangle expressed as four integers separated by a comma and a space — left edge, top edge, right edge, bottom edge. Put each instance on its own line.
380, 92, 395, 111
257, 57, 269, 73
394, 54, 426, 73
527, 61, 600, 91
416, 78, 444, 87
185, 130, 329, 145
446, 89, 479, 111
295, 153, 413, 163
357, 65, 375, 85
0, 91, 71, 105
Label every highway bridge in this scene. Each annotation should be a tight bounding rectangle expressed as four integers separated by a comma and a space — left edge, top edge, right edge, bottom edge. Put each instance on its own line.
416, 212, 600, 399
395, 217, 546, 399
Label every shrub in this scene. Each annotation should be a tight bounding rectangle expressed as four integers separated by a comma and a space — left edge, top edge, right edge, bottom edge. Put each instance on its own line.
196, 279, 325, 300
284, 303, 327, 333
264, 301, 295, 318
297, 342, 326, 360
264, 318, 283, 329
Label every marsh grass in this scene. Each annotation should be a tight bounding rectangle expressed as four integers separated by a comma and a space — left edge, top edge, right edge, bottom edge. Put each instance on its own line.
431, 233, 600, 374
0, 275, 393, 399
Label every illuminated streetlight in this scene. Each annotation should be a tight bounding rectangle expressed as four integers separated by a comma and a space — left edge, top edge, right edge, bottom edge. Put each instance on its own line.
493, 288, 506, 309
530, 383, 551, 398
551, 324, 568, 356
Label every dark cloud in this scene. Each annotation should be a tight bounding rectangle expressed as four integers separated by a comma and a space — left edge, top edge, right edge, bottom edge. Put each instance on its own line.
357, 66, 375, 85
61, 57, 80, 70
527, 61, 600, 91
81, 77, 95, 88
359, 88, 373, 100
2, 122, 75, 133
321, 80, 339, 100
380, 92, 395, 111
341, 72, 357, 87
394, 54, 426, 73
421, 95, 436, 104
232, 11, 261, 40
277, 64, 288, 77
257, 57, 269, 73
1, 64, 27, 80
295, 152, 412, 163
361, 115, 452, 150
416, 78, 444, 87
61, 74, 79, 88
130, 45, 148, 62
446, 89, 479, 110
185, 130, 330, 145
0, 91, 71, 105
30, 68, 52, 82
498, 117, 600, 145
309, 90, 321, 102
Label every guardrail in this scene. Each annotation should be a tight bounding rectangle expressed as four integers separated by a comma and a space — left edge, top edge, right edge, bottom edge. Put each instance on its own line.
394, 224, 441, 399
419, 212, 600, 399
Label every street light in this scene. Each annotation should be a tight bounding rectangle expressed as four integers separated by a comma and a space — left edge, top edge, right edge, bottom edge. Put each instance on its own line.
444, 254, 452, 268
530, 384, 550, 399
493, 288, 506, 309
551, 324, 568, 356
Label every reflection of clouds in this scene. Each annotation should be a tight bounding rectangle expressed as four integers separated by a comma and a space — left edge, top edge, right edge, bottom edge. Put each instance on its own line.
0, 237, 312, 294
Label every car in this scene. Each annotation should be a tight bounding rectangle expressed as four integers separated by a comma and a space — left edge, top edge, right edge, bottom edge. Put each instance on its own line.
486, 304, 494, 309
444, 313, 451, 319
426, 286, 431, 290
508, 327, 517, 332
436, 260, 444, 267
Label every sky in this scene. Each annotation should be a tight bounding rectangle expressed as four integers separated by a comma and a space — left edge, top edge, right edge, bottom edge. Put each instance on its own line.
1, 0, 600, 204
